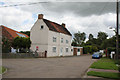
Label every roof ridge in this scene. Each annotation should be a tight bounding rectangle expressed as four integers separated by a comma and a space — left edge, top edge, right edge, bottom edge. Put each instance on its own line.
1, 25, 29, 38
43, 19, 72, 36
43, 19, 62, 26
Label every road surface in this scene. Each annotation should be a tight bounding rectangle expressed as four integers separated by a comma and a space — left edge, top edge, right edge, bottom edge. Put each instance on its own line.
2, 55, 96, 78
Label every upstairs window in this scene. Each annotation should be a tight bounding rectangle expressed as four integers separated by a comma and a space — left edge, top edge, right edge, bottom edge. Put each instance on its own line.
66, 40, 69, 44
40, 25, 44, 29
61, 38, 63, 43
53, 37, 57, 42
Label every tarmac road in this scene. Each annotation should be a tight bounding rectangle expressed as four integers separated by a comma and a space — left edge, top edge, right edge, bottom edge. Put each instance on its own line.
2, 55, 97, 78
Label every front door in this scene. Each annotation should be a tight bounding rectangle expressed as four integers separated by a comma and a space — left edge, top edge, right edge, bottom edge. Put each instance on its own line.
60, 47, 63, 56
73, 48, 77, 56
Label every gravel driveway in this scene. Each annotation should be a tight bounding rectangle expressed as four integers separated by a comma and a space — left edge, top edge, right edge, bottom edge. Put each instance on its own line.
2, 55, 96, 78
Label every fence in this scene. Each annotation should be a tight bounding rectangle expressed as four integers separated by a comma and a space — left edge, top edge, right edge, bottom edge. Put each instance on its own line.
2, 51, 47, 58
37, 52, 47, 58
2, 53, 35, 58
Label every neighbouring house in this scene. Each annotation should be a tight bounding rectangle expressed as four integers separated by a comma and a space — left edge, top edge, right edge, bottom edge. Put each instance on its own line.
0, 25, 29, 41
30, 14, 73, 57
0, 25, 29, 53
72, 46, 83, 56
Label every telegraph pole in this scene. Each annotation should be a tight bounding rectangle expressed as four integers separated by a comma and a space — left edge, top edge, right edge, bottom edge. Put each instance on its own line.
116, 0, 119, 61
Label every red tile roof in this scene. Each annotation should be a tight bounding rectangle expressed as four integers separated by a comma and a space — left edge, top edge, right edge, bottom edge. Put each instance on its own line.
1, 25, 29, 40
43, 19, 72, 36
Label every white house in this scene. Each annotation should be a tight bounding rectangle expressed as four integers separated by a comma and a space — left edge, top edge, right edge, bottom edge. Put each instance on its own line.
30, 14, 73, 57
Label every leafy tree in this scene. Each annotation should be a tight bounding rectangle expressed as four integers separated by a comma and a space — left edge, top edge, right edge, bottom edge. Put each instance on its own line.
73, 31, 86, 45
101, 36, 116, 49
71, 40, 77, 46
97, 32, 108, 41
2, 37, 11, 53
20, 31, 30, 37
12, 37, 31, 49
89, 34, 94, 41
85, 40, 93, 45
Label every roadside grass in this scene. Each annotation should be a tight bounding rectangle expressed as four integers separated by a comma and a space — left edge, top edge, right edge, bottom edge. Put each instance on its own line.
87, 71, 120, 79
0, 66, 6, 74
90, 58, 118, 70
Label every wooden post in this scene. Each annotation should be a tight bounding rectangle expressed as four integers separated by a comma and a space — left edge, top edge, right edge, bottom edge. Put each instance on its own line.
116, 0, 119, 60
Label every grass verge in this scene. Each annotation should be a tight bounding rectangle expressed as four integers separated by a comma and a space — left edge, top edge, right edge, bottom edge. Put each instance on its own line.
0, 66, 7, 74
90, 58, 118, 70
87, 71, 120, 79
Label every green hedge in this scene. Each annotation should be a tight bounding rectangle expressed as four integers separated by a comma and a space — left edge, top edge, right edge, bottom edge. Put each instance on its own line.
83, 46, 98, 54
107, 47, 116, 54
107, 47, 120, 54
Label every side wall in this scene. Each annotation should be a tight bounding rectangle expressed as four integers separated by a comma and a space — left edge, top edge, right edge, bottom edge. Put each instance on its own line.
47, 30, 72, 57
30, 19, 49, 52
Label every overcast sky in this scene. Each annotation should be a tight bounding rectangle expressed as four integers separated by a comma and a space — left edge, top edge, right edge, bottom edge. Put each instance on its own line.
0, 0, 120, 40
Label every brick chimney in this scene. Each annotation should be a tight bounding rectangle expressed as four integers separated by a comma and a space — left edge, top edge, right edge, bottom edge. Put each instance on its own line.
38, 14, 43, 19
62, 23, 65, 28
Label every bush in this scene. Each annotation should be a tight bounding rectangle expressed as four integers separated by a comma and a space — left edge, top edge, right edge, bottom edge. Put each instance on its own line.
2, 37, 11, 53
83, 45, 98, 54
107, 47, 116, 54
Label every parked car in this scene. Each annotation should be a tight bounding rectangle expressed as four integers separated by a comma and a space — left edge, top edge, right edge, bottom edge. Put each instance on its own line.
92, 52, 102, 59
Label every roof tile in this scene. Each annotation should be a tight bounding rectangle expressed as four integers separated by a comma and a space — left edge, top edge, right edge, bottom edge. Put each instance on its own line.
43, 19, 72, 36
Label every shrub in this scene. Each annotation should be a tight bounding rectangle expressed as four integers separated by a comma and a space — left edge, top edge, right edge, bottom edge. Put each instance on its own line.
107, 47, 116, 54
83, 45, 98, 54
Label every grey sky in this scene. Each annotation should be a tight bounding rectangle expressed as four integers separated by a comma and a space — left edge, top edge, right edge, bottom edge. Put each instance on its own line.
0, 0, 120, 40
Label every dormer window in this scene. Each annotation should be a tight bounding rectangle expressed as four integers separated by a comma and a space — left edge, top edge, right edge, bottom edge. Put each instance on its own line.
40, 25, 44, 29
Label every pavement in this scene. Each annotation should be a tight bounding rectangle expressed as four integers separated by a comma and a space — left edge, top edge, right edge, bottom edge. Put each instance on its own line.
88, 68, 119, 73
2, 55, 97, 78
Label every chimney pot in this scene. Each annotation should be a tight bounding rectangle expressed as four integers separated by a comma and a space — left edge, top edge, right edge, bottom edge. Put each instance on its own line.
38, 14, 43, 19
62, 23, 65, 28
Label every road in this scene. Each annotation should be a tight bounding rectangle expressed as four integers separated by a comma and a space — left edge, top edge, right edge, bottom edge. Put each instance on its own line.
2, 55, 96, 78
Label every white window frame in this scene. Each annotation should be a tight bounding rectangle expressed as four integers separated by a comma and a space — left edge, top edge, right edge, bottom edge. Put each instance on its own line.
60, 47, 63, 53
78, 48, 80, 52
53, 37, 57, 42
61, 38, 63, 43
66, 40, 69, 44
52, 47, 56, 53
66, 47, 69, 53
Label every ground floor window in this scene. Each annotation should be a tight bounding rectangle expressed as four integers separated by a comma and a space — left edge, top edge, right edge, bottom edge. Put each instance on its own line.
53, 47, 56, 53
78, 48, 80, 52
66, 48, 69, 53
60, 47, 63, 53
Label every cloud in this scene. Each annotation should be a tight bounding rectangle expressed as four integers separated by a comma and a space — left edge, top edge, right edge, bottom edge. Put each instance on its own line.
0, 1, 118, 40
0, 7, 34, 31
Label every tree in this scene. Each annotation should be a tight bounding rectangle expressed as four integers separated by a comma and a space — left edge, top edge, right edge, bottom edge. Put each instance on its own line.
97, 32, 108, 41
101, 36, 116, 49
73, 31, 86, 45
89, 34, 94, 41
12, 37, 31, 49
20, 31, 30, 37
71, 40, 77, 46
2, 37, 11, 53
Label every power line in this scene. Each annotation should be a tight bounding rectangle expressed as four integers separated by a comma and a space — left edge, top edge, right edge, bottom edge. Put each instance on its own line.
0, 2, 47, 8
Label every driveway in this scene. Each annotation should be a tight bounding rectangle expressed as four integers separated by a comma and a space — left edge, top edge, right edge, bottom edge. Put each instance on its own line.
2, 55, 96, 78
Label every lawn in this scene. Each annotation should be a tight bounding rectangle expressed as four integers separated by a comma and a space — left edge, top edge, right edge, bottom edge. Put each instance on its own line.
87, 71, 120, 79
90, 58, 118, 70
0, 66, 6, 74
